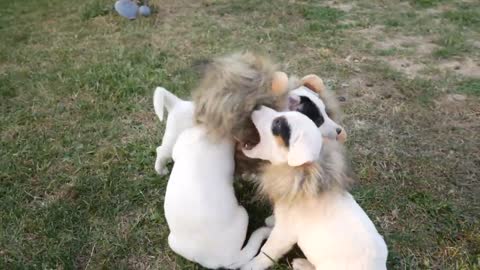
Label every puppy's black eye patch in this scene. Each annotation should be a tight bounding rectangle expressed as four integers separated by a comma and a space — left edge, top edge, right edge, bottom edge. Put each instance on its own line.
297, 96, 324, 127
271, 116, 291, 147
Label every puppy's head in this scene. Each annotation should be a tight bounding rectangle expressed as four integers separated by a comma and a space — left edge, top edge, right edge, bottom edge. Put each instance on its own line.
288, 75, 347, 143
242, 106, 322, 167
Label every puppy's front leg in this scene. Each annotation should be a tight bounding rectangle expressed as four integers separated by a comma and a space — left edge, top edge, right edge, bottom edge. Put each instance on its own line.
155, 145, 170, 175
155, 120, 179, 175
292, 258, 315, 270
241, 223, 296, 270
264, 215, 275, 227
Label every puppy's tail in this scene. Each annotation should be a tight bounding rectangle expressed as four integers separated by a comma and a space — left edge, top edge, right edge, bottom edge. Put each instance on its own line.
153, 87, 181, 122
228, 227, 272, 269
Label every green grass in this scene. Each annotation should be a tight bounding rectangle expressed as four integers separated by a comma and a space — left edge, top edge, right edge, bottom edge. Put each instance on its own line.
433, 32, 471, 59
302, 6, 345, 32
457, 79, 480, 96
302, 6, 344, 22
1, 0, 480, 269
383, 12, 417, 28
443, 3, 480, 28
81, 0, 112, 21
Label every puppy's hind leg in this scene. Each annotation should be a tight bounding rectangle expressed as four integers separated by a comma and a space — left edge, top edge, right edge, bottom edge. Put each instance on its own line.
292, 258, 315, 270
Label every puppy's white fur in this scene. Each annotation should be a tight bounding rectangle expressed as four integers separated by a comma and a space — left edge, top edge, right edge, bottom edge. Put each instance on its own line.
154, 87, 271, 269
241, 107, 388, 270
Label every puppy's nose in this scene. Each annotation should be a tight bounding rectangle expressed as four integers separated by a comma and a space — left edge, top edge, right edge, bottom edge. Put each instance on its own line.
336, 128, 342, 135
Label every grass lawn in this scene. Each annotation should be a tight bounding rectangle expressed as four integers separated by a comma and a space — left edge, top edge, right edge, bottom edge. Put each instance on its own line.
1, 0, 479, 269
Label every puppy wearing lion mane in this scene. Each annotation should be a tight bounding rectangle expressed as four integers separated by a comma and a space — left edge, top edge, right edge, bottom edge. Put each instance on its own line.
240, 106, 388, 270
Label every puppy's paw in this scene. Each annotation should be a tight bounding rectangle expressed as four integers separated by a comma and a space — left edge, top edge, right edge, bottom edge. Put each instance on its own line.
265, 215, 275, 227
240, 262, 253, 270
154, 162, 169, 176
258, 227, 272, 238
240, 261, 264, 270
160, 167, 169, 176
292, 258, 315, 270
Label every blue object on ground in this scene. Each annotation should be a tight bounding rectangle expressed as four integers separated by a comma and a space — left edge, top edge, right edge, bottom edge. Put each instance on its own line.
114, 0, 138, 20
139, 5, 151, 16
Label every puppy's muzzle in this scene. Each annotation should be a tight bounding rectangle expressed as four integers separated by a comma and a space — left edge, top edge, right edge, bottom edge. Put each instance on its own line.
336, 128, 347, 143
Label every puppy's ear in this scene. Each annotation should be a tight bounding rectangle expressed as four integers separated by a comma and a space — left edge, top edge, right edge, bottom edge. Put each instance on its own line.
287, 132, 320, 167
272, 71, 289, 95
301, 74, 325, 94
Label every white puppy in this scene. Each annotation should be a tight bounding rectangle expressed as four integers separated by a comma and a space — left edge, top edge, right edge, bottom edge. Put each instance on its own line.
154, 88, 272, 269
240, 106, 388, 270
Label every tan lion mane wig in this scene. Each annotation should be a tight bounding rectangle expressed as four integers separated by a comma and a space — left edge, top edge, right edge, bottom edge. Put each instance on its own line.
192, 51, 289, 176
193, 51, 288, 143
258, 140, 354, 204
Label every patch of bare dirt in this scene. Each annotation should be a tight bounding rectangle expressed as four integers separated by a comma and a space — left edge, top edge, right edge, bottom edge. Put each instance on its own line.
387, 58, 427, 79
356, 25, 385, 36
325, 1, 355, 12
353, 10, 480, 80
354, 26, 443, 78
435, 94, 469, 114
359, 27, 438, 59
376, 36, 439, 56
437, 58, 480, 78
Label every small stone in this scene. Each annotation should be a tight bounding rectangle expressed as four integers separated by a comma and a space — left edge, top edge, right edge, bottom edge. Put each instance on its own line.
382, 93, 392, 99
341, 83, 350, 87
392, 208, 399, 219
337, 96, 347, 102
451, 94, 466, 101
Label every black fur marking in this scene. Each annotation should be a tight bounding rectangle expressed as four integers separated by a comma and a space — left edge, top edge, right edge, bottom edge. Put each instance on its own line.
297, 96, 324, 127
271, 116, 291, 147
